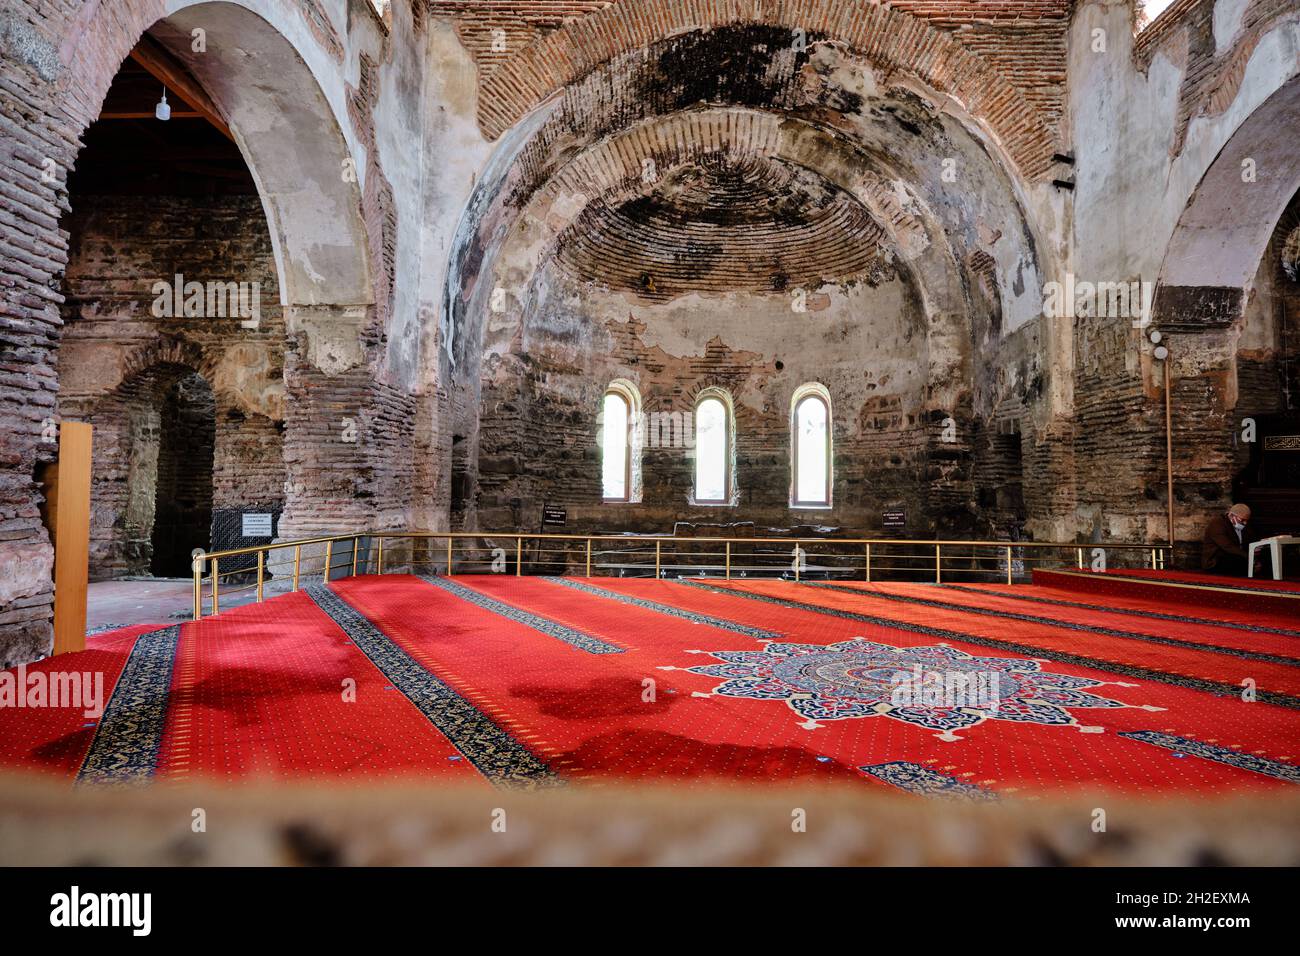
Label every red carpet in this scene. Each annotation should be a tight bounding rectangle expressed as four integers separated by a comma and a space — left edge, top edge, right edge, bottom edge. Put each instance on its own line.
943, 582, 1300, 638
154, 591, 486, 785
1034, 568, 1300, 616
0, 624, 157, 780
797, 581, 1300, 696
0, 574, 1296, 798
1101, 569, 1300, 591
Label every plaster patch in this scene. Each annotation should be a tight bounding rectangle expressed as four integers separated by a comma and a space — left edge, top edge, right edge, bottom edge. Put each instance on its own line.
1214, 0, 1251, 55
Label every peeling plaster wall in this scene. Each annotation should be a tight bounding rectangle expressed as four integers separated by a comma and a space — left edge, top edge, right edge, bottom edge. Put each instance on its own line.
444, 23, 1061, 543
471, 267, 966, 535
410, 17, 495, 533
1069, 0, 1300, 553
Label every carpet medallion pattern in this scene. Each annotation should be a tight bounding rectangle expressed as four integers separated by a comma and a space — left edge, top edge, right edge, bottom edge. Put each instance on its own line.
683, 580, 1300, 708
674, 638, 1150, 740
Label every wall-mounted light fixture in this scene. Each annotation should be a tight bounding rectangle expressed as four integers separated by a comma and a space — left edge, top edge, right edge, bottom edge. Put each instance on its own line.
1150, 328, 1174, 550
1150, 328, 1169, 361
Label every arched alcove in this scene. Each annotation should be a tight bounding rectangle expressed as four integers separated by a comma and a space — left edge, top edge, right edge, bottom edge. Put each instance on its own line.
442, 22, 1050, 537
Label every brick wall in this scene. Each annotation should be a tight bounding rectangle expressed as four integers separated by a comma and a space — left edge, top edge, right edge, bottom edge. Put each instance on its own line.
147, 372, 214, 577
1, 0, 1295, 667
0, 0, 407, 663
464, 263, 994, 539
0, 2, 83, 664
56, 191, 286, 578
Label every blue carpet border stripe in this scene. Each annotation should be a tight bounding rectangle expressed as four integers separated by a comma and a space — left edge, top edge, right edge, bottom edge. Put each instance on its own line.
1117, 731, 1300, 784
305, 585, 558, 789
860, 761, 999, 800
76, 625, 181, 786
542, 576, 782, 640
418, 575, 624, 654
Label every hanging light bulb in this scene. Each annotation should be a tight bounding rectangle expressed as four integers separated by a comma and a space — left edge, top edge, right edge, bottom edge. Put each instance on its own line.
155, 87, 171, 121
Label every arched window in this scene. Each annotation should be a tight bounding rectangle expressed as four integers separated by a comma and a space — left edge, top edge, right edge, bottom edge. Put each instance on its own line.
601, 381, 641, 502
694, 392, 731, 504
791, 386, 831, 508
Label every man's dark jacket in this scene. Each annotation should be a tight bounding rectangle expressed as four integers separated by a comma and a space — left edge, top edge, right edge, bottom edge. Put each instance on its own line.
1201, 514, 1249, 570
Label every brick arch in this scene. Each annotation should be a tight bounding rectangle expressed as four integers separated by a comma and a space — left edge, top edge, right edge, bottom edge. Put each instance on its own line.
541, 109, 929, 257
87, 352, 219, 581
537, 108, 940, 281
484, 108, 970, 362
115, 340, 217, 398
56, 0, 371, 312
1154, 72, 1300, 331
477, 0, 1057, 180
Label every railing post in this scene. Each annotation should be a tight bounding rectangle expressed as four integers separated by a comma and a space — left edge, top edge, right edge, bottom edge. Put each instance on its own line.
585, 538, 592, 577
376, 537, 383, 575
725, 542, 731, 580
1076, 547, 1084, 570
256, 550, 265, 602
516, 536, 522, 576
935, 544, 942, 584
211, 558, 220, 615
655, 540, 661, 578
1006, 545, 1013, 586
292, 545, 301, 591
794, 544, 801, 583
191, 550, 203, 621
865, 543, 871, 582
323, 539, 333, 584
351, 536, 359, 577
447, 536, 453, 576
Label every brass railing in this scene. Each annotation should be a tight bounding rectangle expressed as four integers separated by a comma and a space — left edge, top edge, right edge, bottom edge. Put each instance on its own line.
190, 532, 1169, 621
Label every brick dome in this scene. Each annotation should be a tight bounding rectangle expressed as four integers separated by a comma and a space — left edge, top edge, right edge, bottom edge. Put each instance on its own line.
552, 152, 895, 300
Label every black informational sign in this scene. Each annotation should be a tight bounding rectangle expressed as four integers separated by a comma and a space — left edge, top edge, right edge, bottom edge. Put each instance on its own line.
542, 505, 567, 526
882, 509, 906, 530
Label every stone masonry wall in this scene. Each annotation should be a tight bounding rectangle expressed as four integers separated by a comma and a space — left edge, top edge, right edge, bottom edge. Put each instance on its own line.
466, 263, 997, 539
0, 1, 81, 665
56, 191, 286, 578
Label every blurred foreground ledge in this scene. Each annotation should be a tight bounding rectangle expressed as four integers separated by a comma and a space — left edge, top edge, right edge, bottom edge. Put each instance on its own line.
1, 771, 1297, 866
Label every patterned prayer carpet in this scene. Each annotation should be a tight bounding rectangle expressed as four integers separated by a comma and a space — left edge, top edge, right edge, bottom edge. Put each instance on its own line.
1, 574, 1297, 800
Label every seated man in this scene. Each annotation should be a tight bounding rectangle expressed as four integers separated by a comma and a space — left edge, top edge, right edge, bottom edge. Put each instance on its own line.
1201, 504, 1253, 576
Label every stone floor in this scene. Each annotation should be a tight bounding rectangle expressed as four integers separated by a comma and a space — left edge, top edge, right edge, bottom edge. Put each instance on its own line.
86, 578, 262, 634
